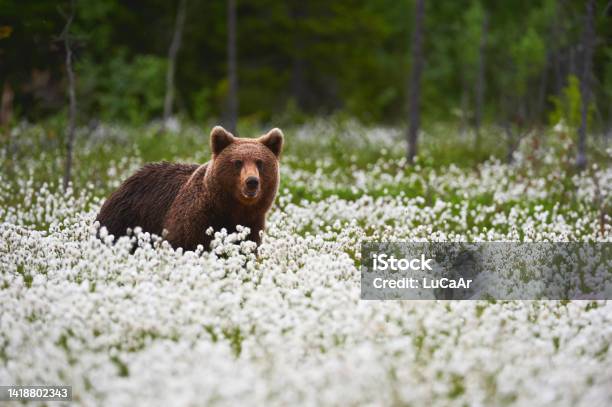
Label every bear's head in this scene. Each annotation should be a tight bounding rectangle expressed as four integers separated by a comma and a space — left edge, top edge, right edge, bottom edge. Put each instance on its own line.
206, 126, 284, 207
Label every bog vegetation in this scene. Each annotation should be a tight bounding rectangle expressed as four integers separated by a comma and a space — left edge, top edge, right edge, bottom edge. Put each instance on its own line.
1, 121, 611, 405
1, 0, 612, 405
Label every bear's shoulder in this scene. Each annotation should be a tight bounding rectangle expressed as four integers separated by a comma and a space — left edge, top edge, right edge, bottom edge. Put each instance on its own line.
137, 161, 199, 177
122, 162, 198, 185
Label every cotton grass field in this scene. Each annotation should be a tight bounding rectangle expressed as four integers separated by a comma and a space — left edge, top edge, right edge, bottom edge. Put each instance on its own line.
1, 120, 611, 406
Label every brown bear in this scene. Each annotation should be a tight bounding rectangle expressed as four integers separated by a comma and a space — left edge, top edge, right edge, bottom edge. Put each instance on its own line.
95, 126, 283, 251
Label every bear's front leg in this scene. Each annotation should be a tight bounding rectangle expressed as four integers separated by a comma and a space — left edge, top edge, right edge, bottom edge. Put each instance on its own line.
245, 219, 265, 246
163, 198, 209, 251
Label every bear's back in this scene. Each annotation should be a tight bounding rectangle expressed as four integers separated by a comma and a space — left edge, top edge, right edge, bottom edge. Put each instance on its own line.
96, 162, 201, 239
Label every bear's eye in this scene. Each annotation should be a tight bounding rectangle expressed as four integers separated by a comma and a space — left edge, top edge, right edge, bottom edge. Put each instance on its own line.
256, 159, 263, 171
234, 160, 243, 169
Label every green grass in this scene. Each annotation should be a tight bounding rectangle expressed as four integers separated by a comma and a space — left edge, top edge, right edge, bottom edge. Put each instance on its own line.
1, 118, 609, 213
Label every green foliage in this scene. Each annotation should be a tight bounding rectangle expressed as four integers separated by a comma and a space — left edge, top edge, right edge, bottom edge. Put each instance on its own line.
2, 0, 612, 127
191, 87, 214, 124
548, 75, 594, 132
459, 1, 484, 72
510, 28, 546, 96
78, 52, 166, 124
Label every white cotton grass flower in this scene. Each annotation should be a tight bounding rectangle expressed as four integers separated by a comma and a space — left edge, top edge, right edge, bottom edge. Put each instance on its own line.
1, 121, 611, 406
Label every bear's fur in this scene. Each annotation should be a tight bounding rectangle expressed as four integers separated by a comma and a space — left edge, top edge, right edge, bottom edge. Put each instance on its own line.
95, 126, 283, 251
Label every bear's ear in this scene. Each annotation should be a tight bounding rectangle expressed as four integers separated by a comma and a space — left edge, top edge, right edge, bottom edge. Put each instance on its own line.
210, 126, 235, 156
259, 128, 284, 158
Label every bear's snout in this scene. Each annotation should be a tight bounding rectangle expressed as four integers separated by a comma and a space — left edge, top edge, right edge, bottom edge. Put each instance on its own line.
246, 176, 259, 191
243, 175, 260, 198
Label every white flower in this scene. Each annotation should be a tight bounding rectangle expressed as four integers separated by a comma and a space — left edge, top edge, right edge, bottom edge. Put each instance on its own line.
1, 120, 610, 406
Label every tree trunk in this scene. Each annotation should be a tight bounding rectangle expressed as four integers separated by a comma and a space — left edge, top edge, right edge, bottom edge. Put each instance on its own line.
576, 0, 595, 170
291, 2, 307, 111
61, 0, 77, 192
536, 57, 548, 121
162, 0, 188, 129
459, 74, 469, 139
551, 0, 564, 95
503, 121, 515, 164
1, 82, 14, 132
406, 0, 425, 163
226, 0, 238, 135
473, 10, 488, 142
